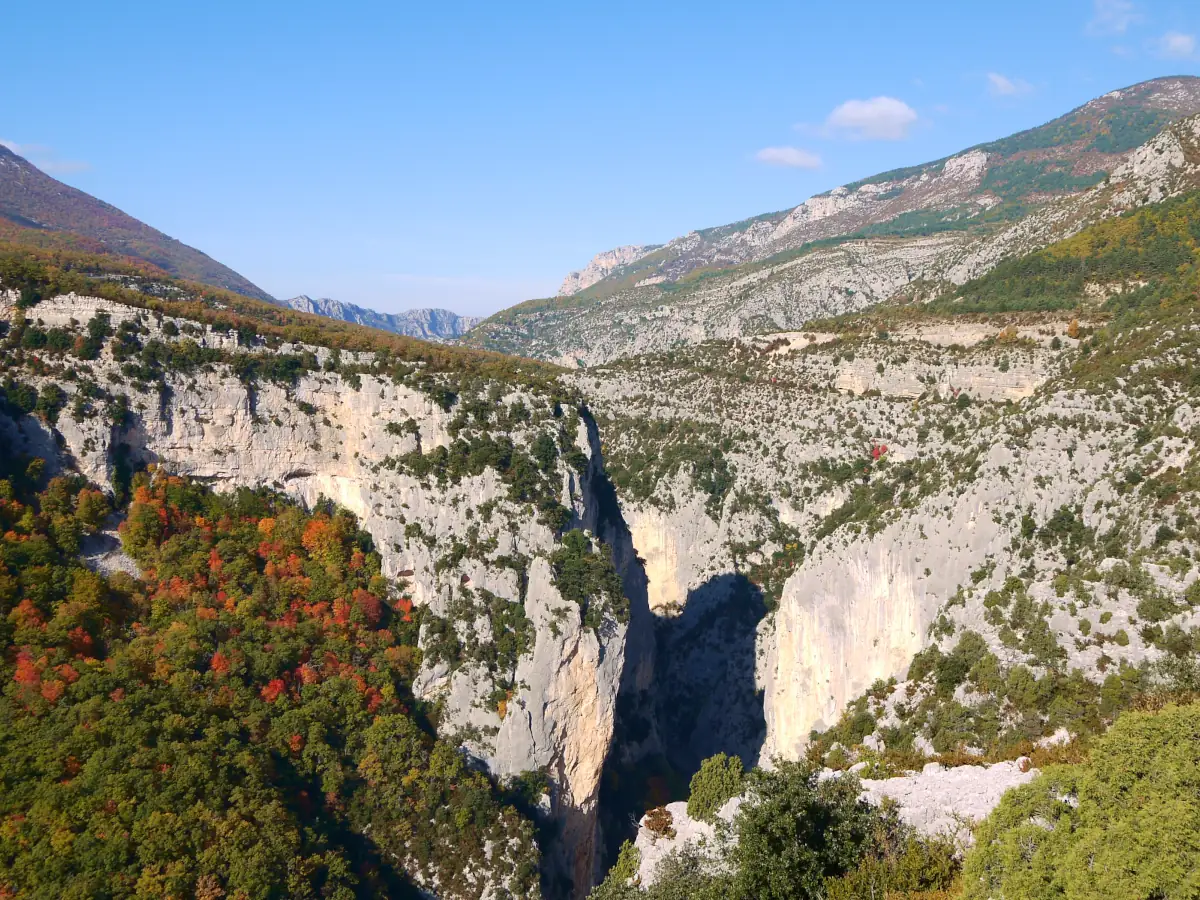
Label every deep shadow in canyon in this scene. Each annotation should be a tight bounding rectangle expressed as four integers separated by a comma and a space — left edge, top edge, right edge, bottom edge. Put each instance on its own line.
578, 409, 767, 891
596, 572, 768, 881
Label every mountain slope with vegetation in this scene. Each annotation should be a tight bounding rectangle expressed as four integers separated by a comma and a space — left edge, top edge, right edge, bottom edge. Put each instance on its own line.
0, 245, 640, 898
0, 145, 273, 302
0, 462, 540, 899
470, 76, 1200, 366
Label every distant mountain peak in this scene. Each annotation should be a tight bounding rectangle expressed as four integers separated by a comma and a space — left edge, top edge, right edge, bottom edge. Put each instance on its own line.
558, 245, 659, 296
284, 295, 481, 341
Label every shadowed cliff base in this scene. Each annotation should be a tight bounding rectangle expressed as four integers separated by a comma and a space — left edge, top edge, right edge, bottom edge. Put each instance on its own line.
655, 573, 768, 773
595, 573, 767, 879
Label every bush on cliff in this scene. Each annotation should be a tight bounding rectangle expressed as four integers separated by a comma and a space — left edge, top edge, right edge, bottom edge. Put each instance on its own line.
686, 752, 745, 823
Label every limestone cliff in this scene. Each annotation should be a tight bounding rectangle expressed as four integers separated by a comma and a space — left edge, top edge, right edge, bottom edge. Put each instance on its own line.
577, 313, 1196, 769
557, 246, 658, 296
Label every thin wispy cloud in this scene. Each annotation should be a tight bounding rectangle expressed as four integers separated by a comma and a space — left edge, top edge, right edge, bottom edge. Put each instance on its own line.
0, 138, 91, 174
0, 139, 42, 155
1086, 0, 1141, 36
1158, 31, 1197, 59
987, 72, 1033, 97
754, 146, 822, 169
823, 97, 919, 141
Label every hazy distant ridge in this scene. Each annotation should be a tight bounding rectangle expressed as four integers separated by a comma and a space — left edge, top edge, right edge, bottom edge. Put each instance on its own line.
284, 295, 481, 341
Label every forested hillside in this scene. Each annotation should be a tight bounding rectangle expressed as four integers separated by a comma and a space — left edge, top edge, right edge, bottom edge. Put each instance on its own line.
0, 459, 541, 898
0, 146, 273, 302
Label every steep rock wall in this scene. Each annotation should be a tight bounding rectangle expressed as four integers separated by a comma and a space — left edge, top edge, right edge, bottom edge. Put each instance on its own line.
577, 320, 1164, 773
761, 407, 1118, 757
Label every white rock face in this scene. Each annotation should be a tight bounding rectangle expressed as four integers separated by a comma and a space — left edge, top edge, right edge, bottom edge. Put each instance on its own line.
759, 399, 1116, 755
624, 478, 729, 616
558, 245, 658, 296
769, 149, 988, 247
764, 530, 940, 757
859, 760, 1037, 841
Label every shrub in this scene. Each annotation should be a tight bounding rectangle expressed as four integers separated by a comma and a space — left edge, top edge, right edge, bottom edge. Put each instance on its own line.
687, 753, 745, 823
825, 815, 959, 900
645, 806, 676, 839
731, 761, 878, 900
550, 529, 628, 627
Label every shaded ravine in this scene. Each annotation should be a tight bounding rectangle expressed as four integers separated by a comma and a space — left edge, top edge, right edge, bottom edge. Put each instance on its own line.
579, 409, 766, 892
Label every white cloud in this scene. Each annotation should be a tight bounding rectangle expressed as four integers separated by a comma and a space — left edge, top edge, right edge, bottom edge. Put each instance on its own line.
0, 138, 90, 174
754, 146, 822, 169
824, 97, 919, 141
1086, 0, 1141, 36
1159, 31, 1197, 58
987, 72, 1033, 97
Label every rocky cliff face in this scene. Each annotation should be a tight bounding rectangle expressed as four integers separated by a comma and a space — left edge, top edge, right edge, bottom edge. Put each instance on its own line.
575, 312, 1198, 772
284, 295, 481, 340
557, 246, 658, 296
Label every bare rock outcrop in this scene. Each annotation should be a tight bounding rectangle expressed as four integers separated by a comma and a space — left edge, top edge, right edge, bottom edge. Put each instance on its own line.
558, 245, 658, 296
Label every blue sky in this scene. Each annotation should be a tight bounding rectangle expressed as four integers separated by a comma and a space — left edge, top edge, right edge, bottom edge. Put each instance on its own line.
3, 1, 1199, 315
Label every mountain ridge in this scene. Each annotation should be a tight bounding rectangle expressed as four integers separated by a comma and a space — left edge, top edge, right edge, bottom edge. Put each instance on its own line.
284, 294, 481, 341
0, 145, 274, 302
554, 75, 1200, 300
470, 75, 1200, 365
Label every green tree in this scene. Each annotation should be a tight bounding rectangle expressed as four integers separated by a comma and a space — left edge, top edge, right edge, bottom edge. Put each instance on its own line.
687, 753, 745, 823
730, 761, 878, 900
824, 806, 959, 900
963, 702, 1200, 899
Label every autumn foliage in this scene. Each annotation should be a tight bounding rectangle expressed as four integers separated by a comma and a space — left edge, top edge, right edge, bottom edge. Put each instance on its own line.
0, 461, 540, 899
